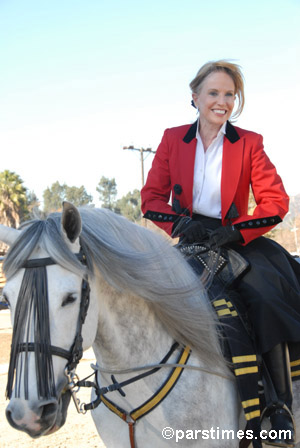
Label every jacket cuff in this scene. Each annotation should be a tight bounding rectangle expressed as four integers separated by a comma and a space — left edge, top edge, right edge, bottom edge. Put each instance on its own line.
143, 210, 179, 223
234, 216, 282, 230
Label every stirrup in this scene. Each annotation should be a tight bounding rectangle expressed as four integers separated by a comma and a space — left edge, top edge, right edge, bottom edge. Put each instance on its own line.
262, 404, 296, 447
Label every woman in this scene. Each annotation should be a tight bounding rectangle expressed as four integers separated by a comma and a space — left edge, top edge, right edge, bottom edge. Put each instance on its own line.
141, 60, 300, 447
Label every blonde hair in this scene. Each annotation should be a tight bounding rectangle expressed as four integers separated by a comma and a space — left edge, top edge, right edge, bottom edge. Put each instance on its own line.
190, 60, 245, 120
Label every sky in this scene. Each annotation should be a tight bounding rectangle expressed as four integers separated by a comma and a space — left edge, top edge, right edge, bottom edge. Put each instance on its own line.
0, 0, 300, 208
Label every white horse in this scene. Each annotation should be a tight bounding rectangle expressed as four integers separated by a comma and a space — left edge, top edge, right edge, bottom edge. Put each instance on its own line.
1, 203, 300, 448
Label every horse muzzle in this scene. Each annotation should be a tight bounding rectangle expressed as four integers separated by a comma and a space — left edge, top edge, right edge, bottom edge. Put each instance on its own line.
5, 391, 71, 438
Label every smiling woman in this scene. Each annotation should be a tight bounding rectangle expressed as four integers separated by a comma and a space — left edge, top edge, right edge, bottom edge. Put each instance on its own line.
190, 60, 245, 121
141, 59, 300, 447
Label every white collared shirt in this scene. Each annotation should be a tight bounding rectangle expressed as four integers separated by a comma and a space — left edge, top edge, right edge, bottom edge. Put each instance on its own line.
192, 120, 226, 218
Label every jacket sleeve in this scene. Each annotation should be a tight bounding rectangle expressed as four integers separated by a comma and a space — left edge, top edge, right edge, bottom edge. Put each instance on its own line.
141, 129, 182, 236
232, 134, 289, 245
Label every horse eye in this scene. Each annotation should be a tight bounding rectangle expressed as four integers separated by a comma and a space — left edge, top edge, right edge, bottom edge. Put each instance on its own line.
61, 294, 77, 307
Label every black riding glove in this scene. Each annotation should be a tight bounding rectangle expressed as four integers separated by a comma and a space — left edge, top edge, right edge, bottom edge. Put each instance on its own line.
209, 225, 243, 249
172, 217, 207, 243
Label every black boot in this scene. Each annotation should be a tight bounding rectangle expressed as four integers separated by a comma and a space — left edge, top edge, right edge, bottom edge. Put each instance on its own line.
263, 343, 295, 447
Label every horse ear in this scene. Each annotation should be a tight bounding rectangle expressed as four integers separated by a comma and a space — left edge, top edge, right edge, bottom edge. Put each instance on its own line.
61, 202, 82, 243
0, 224, 19, 247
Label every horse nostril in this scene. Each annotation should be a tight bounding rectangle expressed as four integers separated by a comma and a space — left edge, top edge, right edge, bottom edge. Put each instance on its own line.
6, 400, 26, 426
6, 409, 13, 426
40, 402, 58, 420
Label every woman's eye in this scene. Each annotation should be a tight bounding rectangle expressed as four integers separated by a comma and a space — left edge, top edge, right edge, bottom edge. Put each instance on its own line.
62, 294, 77, 307
209, 91, 218, 96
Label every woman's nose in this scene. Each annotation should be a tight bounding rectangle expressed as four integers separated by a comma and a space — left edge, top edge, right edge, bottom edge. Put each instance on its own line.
217, 95, 226, 105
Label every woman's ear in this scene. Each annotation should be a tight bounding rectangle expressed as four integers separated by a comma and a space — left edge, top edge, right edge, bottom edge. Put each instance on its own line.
192, 92, 198, 108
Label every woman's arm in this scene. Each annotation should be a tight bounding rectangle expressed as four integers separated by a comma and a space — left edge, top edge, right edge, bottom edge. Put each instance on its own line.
232, 134, 289, 245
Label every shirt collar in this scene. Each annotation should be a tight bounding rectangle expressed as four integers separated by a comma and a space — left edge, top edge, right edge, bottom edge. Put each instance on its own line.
183, 120, 240, 144
196, 118, 227, 141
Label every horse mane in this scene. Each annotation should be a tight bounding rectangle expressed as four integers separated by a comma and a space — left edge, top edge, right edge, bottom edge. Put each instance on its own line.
4, 207, 223, 365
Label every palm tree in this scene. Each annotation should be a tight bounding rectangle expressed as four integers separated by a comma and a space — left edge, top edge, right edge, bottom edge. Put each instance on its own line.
0, 170, 28, 228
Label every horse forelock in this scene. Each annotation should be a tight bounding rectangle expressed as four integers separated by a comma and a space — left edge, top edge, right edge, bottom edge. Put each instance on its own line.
3, 207, 223, 366
3, 217, 86, 280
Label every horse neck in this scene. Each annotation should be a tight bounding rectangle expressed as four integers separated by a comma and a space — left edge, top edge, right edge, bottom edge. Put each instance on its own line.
92, 276, 173, 368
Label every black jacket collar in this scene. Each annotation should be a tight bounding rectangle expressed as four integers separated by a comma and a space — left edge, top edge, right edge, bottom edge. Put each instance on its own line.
183, 120, 240, 144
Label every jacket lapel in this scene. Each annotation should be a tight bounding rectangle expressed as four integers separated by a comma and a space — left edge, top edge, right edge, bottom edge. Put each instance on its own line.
221, 122, 244, 220
183, 121, 197, 144
182, 121, 197, 213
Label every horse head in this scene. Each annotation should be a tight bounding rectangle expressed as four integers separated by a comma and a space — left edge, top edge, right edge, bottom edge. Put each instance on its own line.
1, 202, 99, 438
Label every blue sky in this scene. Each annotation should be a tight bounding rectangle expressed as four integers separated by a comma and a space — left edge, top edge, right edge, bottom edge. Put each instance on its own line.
0, 0, 299, 206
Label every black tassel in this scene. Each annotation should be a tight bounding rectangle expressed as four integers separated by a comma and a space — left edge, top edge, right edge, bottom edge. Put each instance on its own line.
6, 267, 56, 400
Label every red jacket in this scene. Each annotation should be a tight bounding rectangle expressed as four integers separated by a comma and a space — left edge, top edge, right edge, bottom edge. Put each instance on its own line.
141, 121, 289, 245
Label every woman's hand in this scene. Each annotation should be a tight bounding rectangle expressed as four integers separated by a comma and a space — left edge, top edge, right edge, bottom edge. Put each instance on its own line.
172, 217, 207, 243
209, 226, 243, 249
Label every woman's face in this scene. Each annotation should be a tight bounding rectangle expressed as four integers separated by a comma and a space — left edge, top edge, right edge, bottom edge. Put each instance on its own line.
192, 71, 236, 129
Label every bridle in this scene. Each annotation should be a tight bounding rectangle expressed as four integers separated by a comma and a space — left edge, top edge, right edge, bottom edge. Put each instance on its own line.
6, 248, 90, 404
21, 256, 90, 369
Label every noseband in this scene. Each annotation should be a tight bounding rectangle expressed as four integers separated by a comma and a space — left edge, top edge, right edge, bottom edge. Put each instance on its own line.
6, 249, 90, 400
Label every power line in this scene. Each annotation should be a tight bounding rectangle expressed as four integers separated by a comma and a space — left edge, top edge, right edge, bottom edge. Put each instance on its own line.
123, 146, 156, 188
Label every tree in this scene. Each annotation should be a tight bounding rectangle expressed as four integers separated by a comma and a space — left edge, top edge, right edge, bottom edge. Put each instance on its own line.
248, 188, 256, 214
43, 182, 93, 214
65, 186, 93, 207
43, 182, 66, 214
0, 170, 29, 228
96, 176, 117, 210
26, 191, 41, 216
115, 189, 141, 222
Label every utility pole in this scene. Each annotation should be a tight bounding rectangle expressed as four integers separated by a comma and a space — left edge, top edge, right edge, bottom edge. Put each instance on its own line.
123, 146, 156, 188
123, 145, 156, 227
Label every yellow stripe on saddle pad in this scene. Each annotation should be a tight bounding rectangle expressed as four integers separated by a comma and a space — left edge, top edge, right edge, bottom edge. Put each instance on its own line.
241, 398, 260, 420
290, 358, 300, 378
212, 298, 238, 317
232, 355, 257, 363
232, 354, 258, 376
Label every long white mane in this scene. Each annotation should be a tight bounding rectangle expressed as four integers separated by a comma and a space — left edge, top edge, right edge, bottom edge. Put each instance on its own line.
3, 207, 223, 365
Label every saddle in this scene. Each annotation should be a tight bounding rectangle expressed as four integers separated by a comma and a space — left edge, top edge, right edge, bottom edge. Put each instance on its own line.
178, 242, 249, 286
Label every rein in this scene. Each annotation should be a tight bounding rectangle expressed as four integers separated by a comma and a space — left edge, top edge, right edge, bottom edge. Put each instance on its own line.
72, 344, 232, 417
93, 361, 233, 381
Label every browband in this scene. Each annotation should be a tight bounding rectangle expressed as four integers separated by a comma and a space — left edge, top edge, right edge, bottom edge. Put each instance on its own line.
22, 252, 85, 269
